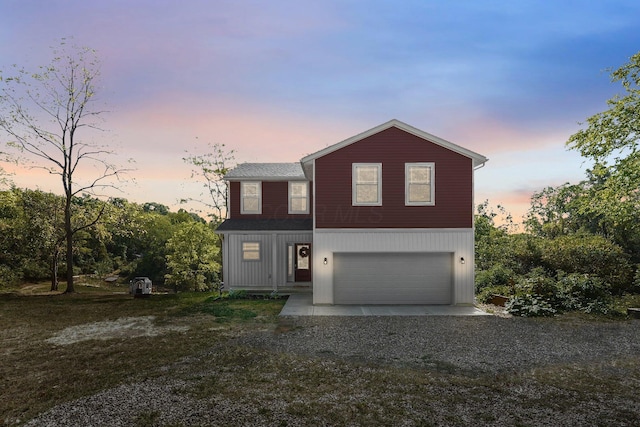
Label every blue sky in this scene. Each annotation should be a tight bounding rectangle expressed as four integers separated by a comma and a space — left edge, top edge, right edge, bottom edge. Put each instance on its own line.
1, 0, 639, 223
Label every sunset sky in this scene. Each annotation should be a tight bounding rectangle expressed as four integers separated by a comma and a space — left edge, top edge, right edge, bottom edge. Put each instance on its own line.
1, 0, 639, 224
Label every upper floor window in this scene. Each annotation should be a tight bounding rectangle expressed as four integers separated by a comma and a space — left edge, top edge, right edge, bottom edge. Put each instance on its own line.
289, 181, 309, 214
405, 163, 435, 206
353, 163, 382, 206
241, 181, 261, 214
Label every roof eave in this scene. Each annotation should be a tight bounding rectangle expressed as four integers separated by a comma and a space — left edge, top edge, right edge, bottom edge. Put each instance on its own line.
223, 162, 307, 181
301, 119, 488, 166
223, 175, 308, 181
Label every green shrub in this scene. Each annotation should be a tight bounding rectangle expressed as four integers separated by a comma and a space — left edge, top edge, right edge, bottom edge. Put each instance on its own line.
539, 234, 633, 293
267, 290, 281, 299
503, 269, 614, 316
505, 294, 557, 317
556, 272, 612, 314
20, 259, 51, 281
475, 264, 515, 292
227, 289, 247, 299
514, 268, 557, 301
92, 260, 116, 276
475, 231, 543, 275
508, 234, 544, 274
0, 264, 22, 289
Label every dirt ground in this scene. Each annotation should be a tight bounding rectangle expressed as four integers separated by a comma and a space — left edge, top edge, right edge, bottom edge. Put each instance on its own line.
45, 316, 190, 346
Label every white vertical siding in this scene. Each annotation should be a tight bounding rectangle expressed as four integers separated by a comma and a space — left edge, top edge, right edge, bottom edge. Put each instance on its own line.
312, 229, 474, 305
224, 232, 312, 289
225, 234, 273, 287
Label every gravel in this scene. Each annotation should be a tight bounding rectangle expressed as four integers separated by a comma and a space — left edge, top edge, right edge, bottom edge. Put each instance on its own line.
251, 316, 640, 373
25, 315, 640, 427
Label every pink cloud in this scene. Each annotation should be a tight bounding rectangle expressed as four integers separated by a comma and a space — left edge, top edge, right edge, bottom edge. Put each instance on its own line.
112, 93, 362, 163
438, 112, 578, 156
475, 187, 534, 229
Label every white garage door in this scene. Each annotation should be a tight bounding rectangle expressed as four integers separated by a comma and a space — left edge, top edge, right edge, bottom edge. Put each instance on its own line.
333, 252, 452, 305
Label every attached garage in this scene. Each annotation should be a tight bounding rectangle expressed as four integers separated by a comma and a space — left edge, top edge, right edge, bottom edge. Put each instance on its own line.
333, 252, 453, 305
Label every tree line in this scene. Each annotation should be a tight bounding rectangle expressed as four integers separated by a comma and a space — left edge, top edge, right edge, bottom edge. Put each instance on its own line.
0, 40, 232, 293
475, 51, 640, 316
0, 188, 220, 292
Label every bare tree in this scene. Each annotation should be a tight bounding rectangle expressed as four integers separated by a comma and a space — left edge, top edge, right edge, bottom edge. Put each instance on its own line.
0, 148, 14, 188
183, 142, 235, 224
0, 39, 126, 293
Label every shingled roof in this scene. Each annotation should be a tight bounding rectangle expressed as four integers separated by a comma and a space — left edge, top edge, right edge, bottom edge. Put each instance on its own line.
216, 218, 313, 232
224, 162, 305, 180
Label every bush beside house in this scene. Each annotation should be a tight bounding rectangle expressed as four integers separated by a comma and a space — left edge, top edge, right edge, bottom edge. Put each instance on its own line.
475, 206, 638, 317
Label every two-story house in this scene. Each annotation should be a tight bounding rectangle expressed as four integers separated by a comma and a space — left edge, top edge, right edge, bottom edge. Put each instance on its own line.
216, 119, 488, 305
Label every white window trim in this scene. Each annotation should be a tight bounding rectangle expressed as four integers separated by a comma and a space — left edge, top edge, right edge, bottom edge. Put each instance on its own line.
352, 163, 382, 206
242, 241, 261, 261
288, 181, 309, 214
240, 181, 262, 214
405, 162, 435, 206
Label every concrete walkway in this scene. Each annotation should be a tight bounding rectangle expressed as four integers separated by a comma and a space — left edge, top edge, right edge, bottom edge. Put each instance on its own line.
279, 293, 491, 316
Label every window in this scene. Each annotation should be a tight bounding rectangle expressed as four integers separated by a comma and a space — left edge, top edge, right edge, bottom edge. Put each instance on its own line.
241, 181, 261, 214
287, 244, 294, 282
405, 163, 434, 206
242, 242, 261, 261
288, 181, 309, 214
352, 163, 382, 206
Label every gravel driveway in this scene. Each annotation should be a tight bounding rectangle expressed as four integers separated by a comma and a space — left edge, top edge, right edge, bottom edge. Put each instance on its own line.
26, 315, 640, 426
253, 315, 639, 373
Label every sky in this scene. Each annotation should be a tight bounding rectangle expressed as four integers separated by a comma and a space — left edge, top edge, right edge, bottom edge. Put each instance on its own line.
1, 0, 639, 225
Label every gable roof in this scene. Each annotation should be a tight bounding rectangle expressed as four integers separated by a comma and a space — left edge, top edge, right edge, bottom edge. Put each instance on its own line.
301, 119, 488, 168
224, 162, 306, 181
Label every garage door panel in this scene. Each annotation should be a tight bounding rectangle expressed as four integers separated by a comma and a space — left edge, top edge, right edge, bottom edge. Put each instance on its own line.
333, 252, 452, 304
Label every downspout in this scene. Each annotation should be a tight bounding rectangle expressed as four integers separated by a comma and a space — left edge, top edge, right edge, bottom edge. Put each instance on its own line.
470, 158, 488, 304
272, 233, 278, 292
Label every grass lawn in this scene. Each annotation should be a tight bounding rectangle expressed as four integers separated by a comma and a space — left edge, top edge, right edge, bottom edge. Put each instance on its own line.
0, 281, 284, 425
2, 281, 640, 426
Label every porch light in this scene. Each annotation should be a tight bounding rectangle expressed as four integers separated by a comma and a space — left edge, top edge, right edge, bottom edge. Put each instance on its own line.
323, 257, 328, 265
460, 257, 465, 264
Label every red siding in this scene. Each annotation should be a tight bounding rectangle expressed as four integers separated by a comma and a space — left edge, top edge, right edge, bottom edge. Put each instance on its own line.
229, 181, 313, 220
315, 127, 473, 228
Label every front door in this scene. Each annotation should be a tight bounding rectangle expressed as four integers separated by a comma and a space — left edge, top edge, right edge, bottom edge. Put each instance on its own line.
294, 243, 312, 282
